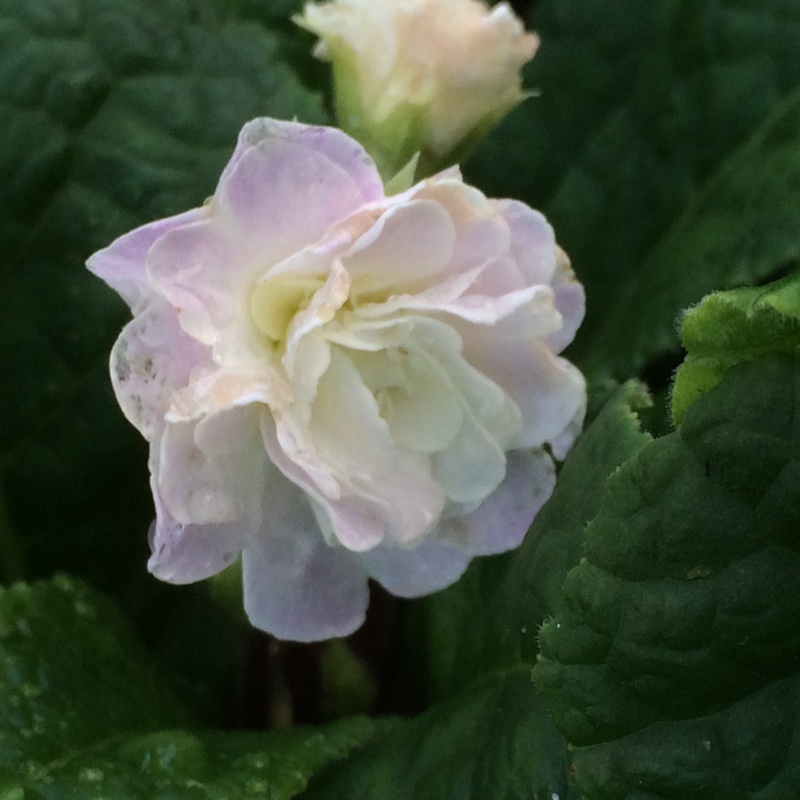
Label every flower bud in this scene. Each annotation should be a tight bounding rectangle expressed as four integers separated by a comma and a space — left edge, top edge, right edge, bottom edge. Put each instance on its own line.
296, 0, 538, 177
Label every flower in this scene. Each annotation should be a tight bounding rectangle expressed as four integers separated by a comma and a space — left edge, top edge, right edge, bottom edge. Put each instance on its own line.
88, 118, 585, 642
296, 0, 539, 176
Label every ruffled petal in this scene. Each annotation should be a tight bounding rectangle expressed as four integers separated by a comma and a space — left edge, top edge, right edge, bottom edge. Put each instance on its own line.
157, 405, 266, 526
547, 247, 585, 354
344, 199, 456, 292
215, 135, 380, 271
433, 409, 507, 504
147, 483, 249, 584
262, 414, 385, 550
360, 538, 470, 597
493, 199, 558, 286
461, 332, 586, 449
439, 448, 555, 555
146, 219, 243, 347
242, 468, 370, 642
110, 300, 212, 440
222, 118, 384, 206
307, 347, 395, 481
87, 208, 203, 314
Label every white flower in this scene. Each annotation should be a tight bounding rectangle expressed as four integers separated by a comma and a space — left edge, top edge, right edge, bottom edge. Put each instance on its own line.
88, 118, 585, 642
297, 0, 539, 174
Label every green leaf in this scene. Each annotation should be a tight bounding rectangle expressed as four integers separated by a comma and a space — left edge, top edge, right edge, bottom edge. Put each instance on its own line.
535, 357, 800, 799
580, 85, 800, 379
0, 574, 189, 771
477, 381, 653, 671
302, 672, 582, 800
0, 575, 373, 799
468, 0, 800, 380
419, 381, 653, 700
0, 0, 328, 717
302, 385, 654, 799
672, 270, 800, 424
0, 0, 326, 590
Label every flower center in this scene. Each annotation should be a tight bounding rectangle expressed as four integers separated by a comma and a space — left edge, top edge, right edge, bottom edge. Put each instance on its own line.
249, 276, 323, 343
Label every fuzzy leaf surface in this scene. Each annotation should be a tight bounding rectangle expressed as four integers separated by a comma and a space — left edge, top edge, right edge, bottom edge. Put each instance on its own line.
299, 386, 655, 799
673, 270, 800, 424
535, 358, 800, 799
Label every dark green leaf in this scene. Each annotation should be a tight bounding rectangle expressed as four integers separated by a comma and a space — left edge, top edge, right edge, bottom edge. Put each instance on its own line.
302, 671, 582, 800
535, 357, 800, 799
468, 0, 800, 381
476, 381, 653, 673
301, 385, 653, 799
0, 0, 326, 593
0, 574, 188, 772
0, 575, 373, 798
580, 86, 800, 379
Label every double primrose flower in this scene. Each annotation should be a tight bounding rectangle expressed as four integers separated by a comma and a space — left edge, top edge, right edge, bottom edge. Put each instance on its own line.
88, 119, 585, 641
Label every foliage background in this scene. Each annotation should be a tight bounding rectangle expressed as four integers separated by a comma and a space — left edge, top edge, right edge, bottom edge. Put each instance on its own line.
2, 0, 800, 797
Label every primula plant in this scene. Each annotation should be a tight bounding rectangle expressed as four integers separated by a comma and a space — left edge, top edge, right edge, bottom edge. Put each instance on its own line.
2, 0, 800, 798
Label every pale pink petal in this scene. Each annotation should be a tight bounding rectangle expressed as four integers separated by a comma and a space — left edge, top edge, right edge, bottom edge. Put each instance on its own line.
146, 220, 242, 346
360, 539, 470, 597
166, 366, 292, 425
439, 449, 555, 555
549, 281, 585, 354
110, 300, 212, 440
262, 414, 386, 551
222, 119, 384, 206
355, 267, 540, 325
549, 397, 587, 461
215, 137, 379, 270
462, 333, 586, 448
282, 259, 351, 380
343, 199, 456, 290
356, 449, 446, 545
308, 348, 395, 481
494, 199, 558, 286
547, 248, 586, 354
147, 485, 249, 584
242, 471, 370, 642
432, 408, 507, 503
413, 318, 522, 448
413, 179, 514, 282
87, 209, 203, 313
379, 348, 463, 453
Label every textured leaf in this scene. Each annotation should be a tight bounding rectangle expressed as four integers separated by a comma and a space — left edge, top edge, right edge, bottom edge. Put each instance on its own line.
0, 574, 189, 772
535, 357, 800, 799
475, 382, 653, 678
0, 0, 326, 593
302, 671, 581, 800
0, 0, 327, 721
580, 86, 800, 379
468, 0, 800, 380
301, 385, 653, 799
419, 381, 652, 702
672, 270, 800, 424
0, 575, 372, 799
